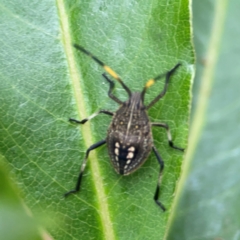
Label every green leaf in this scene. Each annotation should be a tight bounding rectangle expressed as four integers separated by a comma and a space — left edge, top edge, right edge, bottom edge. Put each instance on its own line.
166, 1, 240, 239
0, 0, 194, 239
0, 156, 42, 240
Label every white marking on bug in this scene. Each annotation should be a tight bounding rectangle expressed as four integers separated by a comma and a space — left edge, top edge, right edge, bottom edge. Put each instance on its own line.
115, 148, 119, 156
167, 130, 172, 141
124, 165, 128, 169
81, 162, 86, 171
115, 142, 120, 148
88, 112, 98, 120
128, 146, 135, 152
126, 159, 131, 164
158, 174, 163, 185
127, 152, 134, 159
115, 156, 118, 161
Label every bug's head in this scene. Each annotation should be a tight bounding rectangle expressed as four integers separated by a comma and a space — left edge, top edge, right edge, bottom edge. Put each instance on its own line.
125, 92, 144, 109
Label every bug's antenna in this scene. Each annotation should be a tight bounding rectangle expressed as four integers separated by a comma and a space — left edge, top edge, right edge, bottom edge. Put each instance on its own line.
141, 63, 181, 108
73, 44, 132, 97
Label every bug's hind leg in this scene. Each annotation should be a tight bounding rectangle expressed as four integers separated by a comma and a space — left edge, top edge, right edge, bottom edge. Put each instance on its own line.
151, 122, 184, 151
152, 145, 166, 211
64, 139, 106, 197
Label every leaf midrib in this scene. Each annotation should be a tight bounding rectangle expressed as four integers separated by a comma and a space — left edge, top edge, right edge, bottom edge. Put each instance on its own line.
56, 0, 115, 239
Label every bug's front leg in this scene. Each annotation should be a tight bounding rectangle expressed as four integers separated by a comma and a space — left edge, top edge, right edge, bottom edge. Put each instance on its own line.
151, 122, 184, 151
69, 110, 113, 124
64, 139, 106, 197
152, 145, 166, 211
102, 73, 124, 104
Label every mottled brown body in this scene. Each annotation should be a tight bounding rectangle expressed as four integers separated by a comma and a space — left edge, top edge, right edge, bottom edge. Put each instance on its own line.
107, 93, 153, 175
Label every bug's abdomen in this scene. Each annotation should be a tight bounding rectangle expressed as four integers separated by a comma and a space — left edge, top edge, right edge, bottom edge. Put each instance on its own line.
107, 106, 153, 175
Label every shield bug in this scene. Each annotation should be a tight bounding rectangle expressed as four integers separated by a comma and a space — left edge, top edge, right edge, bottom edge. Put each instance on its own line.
65, 44, 184, 211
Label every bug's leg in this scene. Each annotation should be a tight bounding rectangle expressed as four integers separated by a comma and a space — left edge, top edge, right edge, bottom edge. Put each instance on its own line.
69, 110, 113, 124
73, 44, 132, 97
64, 139, 106, 197
142, 63, 181, 109
152, 145, 166, 211
102, 73, 123, 104
152, 122, 184, 151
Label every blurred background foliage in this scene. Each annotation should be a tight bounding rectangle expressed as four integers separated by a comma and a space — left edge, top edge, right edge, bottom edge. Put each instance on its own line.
168, 0, 240, 239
